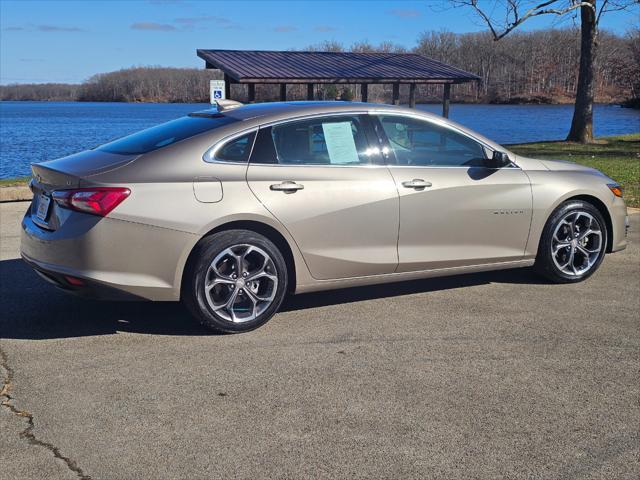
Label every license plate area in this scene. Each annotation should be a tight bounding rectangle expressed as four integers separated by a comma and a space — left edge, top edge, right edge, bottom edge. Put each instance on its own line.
36, 194, 51, 222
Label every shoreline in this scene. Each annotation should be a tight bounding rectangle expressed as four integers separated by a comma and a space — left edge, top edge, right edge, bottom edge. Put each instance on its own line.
0, 99, 635, 108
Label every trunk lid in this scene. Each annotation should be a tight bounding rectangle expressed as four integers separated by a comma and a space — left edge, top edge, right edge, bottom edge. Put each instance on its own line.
29, 150, 137, 230
31, 149, 138, 191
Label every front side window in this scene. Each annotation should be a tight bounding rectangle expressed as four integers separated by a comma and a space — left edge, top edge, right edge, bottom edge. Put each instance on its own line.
377, 115, 487, 167
266, 116, 372, 166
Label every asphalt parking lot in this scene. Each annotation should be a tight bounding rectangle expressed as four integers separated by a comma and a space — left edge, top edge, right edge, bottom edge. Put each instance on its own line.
1, 201, 638, 480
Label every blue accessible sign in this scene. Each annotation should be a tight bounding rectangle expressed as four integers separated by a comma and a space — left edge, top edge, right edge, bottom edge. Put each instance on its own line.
210, 80, 226, 103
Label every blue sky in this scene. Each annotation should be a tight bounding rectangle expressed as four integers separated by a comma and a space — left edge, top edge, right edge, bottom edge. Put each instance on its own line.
1, 0, 638, 84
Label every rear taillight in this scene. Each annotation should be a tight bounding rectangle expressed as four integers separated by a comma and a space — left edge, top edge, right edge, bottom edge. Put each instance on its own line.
64, 275, 86, 286
52, 187, 130, 217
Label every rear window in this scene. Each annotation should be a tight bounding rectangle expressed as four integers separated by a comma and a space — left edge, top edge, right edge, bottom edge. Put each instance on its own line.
97, 115, 238, 155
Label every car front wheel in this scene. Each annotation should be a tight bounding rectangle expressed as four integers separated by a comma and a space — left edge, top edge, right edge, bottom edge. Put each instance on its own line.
183, 229, 288, 333
534, 200, 608, 283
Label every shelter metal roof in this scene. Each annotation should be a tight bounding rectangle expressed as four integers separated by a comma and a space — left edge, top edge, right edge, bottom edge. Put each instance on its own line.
197, 49, 480, 84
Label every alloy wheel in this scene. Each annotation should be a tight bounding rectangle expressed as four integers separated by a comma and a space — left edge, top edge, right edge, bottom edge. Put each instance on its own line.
204, 244, 278, 323
551, 211, 603, 277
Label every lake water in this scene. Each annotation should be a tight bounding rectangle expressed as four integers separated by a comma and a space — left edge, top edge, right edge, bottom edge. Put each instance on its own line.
1, 101, 638, 178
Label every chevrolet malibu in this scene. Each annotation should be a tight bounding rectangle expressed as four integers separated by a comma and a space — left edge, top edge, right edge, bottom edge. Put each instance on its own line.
21, 101, 628, 332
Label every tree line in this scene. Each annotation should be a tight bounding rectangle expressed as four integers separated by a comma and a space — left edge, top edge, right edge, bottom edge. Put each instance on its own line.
1, 28, 637, 106
414, 28, 639, 106
0, 83, 79, 101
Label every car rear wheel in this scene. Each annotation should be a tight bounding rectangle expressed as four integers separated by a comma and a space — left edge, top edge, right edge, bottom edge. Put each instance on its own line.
534, 200, 607, 283
183, 229, 288, 333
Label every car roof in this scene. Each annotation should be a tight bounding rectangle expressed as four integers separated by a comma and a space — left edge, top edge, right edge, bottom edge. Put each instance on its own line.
193, 101, 423, 121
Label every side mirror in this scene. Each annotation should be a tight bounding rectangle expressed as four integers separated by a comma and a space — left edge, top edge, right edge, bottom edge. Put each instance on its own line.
486, 150, 511, 169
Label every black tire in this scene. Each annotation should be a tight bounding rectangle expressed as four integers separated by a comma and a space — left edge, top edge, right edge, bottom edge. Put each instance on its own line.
534, 200, 608, 283
182, 229, 288, 333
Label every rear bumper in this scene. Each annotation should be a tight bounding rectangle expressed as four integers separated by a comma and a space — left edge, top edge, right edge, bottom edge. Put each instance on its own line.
20, 210, 199, 301
21, 253, 145, 300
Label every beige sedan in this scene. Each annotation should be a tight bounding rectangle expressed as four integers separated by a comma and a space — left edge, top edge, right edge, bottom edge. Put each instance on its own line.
21, 101, 628, 332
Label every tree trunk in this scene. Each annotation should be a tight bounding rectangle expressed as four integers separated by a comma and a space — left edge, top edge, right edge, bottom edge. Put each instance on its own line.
566, 0, 597, 143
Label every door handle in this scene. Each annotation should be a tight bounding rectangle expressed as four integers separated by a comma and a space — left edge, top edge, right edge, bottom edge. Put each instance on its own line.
402, 179, 432, 189
270, 181, 305, 193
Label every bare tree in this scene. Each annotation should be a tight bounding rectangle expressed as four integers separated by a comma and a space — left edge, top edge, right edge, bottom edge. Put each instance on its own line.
623, 28, 640, 106
441, 0, 637, 143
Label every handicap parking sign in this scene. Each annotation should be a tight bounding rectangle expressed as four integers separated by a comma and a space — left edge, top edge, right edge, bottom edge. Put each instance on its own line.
210, 80, 226, 103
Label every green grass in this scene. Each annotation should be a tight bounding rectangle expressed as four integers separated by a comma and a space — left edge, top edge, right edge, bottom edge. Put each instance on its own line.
0, 176, 30, 187
508, 133, 640, 208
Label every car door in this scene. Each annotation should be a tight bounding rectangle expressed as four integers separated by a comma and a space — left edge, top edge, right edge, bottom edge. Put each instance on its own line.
247, 114, 399, 280
373, 114, 532, 273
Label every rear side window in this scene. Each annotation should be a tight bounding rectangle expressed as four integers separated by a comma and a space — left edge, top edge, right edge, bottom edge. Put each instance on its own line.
213, 132, 256, 163
98, 116, 238, 155
263, 116, 371, 166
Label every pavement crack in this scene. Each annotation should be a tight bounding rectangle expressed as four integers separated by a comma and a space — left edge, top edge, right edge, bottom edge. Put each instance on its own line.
0, 346, 92, 480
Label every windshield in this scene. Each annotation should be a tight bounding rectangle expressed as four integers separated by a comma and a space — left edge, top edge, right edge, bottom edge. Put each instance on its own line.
97, 115, 238, 155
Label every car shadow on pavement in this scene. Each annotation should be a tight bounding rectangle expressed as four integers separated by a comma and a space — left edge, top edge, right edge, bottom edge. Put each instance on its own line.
0, 258, 547, 340
281, 266, 547, 312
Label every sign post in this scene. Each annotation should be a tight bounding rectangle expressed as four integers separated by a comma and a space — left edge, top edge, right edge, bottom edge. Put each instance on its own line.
210, 80, 226, 103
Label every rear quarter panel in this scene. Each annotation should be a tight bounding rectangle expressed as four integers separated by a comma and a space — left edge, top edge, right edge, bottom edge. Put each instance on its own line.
86, 132, 314, 295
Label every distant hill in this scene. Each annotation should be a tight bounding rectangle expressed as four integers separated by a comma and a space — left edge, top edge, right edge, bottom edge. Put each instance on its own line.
76, 67, 222, 103
0, 83, 79, 102
0, 67, 222, 103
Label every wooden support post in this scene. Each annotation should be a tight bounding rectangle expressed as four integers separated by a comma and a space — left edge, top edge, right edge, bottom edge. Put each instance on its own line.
279, 84, 287, 101
307, 83, 314, 100
442, 84, 451, 118
247, 83, 255, 103
223, 74, 231, 100
409, 84, 416, 108
392, 83, 400, 105
361, 84, 368, 103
